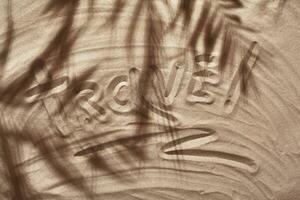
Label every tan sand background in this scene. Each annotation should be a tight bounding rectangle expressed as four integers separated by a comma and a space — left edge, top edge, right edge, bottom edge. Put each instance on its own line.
1, 0, 300, 200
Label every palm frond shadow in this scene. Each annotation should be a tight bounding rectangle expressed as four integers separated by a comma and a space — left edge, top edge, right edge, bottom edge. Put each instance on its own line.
0, 0, 287, 197
0, 0, 14, 75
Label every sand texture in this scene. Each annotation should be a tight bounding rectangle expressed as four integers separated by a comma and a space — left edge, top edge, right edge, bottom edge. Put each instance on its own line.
1, 0, 300, 199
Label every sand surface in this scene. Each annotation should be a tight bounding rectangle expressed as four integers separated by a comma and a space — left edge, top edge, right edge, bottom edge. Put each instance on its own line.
1, 0, 300, 200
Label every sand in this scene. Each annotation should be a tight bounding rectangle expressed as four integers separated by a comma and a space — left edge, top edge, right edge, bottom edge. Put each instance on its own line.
1, 0, 300, 199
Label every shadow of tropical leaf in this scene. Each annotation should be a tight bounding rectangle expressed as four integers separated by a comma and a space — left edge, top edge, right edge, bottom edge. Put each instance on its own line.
0, 0, 288, 198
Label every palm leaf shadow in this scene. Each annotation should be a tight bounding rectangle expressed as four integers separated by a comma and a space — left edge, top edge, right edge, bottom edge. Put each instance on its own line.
0, 0, 287, 197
